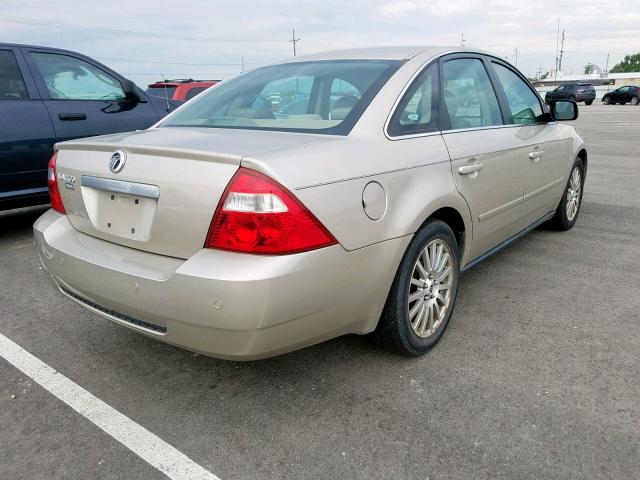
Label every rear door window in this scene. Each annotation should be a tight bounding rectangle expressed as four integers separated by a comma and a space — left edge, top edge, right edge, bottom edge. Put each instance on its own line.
0, 50, 28, 99
492, 62, 543, 125
442, 58, 503, 129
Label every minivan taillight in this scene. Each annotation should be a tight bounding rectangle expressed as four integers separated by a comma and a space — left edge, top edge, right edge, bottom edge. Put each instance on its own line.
205, 168, 337, 255
47, 152, 65, 214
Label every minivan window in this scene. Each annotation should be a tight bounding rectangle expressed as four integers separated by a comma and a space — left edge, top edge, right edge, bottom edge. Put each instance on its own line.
160, 60, 403, 135
388, 63, 438, 136
0, 50, 28, 99
185, 87, 209, 100
147, 86, 177, 99
31, 52, 126, 101
442, 58, 503, 129
492, 63, 544, 125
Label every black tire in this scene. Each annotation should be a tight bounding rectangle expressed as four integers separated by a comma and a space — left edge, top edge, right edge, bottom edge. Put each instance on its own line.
585, 100, 593, 105
549, 159, 585, 231
375, 220, 460, 356
632, 96, 640, 106
603, 96, 610, 105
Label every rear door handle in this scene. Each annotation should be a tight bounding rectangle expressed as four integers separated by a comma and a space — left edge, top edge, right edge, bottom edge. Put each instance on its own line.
458, 163, 483, 175
58, 113, 87, 121
529, 150, 543, 162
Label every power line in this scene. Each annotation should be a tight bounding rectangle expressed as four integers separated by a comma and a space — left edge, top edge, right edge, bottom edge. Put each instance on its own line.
96, 56, 264, 67
0, 14, 279, 43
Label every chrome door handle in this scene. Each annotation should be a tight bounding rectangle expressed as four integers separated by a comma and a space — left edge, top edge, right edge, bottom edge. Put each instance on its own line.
529, 150, 543, 162
458, 163, 483, 175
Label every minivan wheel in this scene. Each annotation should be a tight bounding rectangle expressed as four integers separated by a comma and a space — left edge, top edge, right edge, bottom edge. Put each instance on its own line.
375, 220, 460, 355
585, 100, 593, 105
603, 97, 610, 105
549, 159, 584, 231
632, 96, 640, 105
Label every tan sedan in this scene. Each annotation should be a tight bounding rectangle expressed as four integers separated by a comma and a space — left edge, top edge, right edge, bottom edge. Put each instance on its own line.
34, 46, 586, 359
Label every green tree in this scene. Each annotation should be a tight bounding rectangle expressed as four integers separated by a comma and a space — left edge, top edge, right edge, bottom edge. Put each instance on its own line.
610, 53, 640, 73
584, 63, 595, 74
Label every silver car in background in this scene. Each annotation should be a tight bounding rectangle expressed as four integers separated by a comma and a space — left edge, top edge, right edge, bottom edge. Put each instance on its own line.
34, 46, 586, 359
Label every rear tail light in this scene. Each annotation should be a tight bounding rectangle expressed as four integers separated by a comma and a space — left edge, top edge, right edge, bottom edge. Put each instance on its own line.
205, 167, 337, 255
47, 151, 65, 214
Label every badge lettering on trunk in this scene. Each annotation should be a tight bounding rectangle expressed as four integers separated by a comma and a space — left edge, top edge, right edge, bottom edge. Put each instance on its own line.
58, 173, 76, 190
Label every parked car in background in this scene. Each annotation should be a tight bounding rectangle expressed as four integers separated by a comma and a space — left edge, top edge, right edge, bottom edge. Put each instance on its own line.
36, 47, 586, 360
602, 86, 640, 105
545, 83, 596, 105
146, 79, 218, 102
0, 43, 177, 211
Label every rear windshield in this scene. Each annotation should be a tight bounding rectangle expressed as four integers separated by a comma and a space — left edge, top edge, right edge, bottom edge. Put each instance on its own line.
146, 86, 176, 98
159, 60, 403, 135
185, 86, 209, 100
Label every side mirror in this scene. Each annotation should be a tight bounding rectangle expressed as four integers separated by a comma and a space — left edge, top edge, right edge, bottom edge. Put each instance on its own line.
550, 100, 578, 121
121, 79, 140, 103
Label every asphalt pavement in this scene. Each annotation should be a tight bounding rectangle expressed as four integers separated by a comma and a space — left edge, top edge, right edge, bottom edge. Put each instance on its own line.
1, 104, 639, 479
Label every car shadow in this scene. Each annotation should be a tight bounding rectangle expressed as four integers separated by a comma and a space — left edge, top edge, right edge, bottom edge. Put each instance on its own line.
0, 206, 49, 241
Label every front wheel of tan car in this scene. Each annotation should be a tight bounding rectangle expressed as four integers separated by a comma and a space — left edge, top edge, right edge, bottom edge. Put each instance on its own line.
375, 220, 460, 356
550, 159, 585, 230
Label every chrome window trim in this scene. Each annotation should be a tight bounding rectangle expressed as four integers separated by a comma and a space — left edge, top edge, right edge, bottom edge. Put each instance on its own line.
387, 122, 558, 142
385, 50, 556, 141
81, 176, 160, 199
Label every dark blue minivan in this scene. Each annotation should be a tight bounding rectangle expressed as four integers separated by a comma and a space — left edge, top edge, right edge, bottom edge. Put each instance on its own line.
0, 43, 177, 210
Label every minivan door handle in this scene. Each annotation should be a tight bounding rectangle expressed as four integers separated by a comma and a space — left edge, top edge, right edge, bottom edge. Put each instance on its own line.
58, 113, 87, 121
458, 163, 483, 176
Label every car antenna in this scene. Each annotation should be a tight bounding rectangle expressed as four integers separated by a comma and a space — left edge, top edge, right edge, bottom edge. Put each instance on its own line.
160, 73, 170, 112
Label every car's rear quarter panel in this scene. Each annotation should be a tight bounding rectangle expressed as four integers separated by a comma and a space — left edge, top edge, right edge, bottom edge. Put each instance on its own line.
245, 133, 473, 261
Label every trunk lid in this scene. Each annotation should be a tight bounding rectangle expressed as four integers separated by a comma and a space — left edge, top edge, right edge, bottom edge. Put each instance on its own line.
55, 127, 328, 259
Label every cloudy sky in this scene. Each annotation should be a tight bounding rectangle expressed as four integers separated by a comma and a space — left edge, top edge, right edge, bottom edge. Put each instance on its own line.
2, 0, 639, 86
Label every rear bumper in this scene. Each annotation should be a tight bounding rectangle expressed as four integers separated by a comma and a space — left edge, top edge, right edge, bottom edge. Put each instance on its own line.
34, 210, 408, 360
576, 93, 596, 102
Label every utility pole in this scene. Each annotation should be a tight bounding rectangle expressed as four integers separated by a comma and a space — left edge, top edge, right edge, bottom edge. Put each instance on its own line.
536, 63, 543, 81
605, 53, 610, 74
558, 28, 565, 72
241, 56, 244, 74
460, 32, 465, 47
289, 29, 300, 57
514, 48, 519, 67
554, 17, 560, 83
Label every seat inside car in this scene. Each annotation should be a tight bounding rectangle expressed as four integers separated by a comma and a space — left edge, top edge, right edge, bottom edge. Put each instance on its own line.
329, 95, 359, 120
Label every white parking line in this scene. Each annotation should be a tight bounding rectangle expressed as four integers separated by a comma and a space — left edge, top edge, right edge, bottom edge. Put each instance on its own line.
0, 333, 220, 480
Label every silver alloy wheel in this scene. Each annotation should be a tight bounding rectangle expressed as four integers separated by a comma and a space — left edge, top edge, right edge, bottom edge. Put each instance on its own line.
408, 239, 454, 338
566, 167, 582, 221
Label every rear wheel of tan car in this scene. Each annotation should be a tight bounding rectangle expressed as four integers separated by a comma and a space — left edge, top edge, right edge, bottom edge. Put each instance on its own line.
375, 220, 460, 356
549, 159, 585, 230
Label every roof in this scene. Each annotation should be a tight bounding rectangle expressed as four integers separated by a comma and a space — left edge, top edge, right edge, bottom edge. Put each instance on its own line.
283, 46, 480, 62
